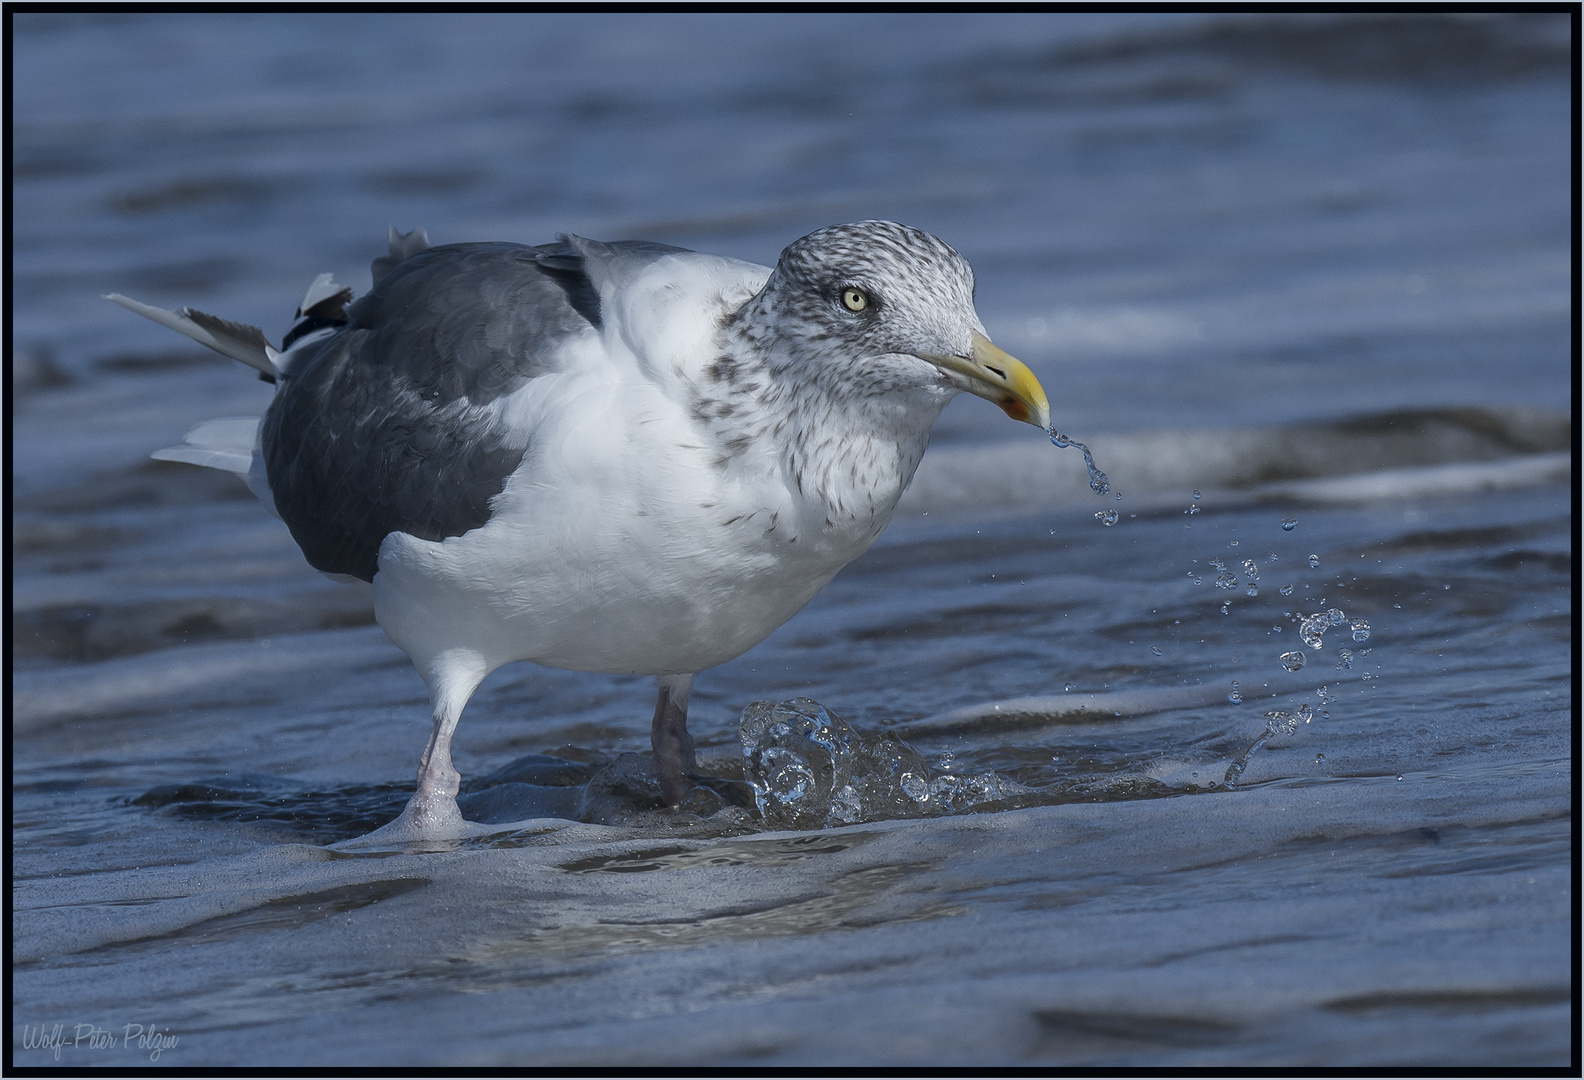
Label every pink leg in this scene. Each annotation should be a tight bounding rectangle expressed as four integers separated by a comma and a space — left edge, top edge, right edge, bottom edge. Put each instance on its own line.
363, 651, 486, 841
407, 697, 466, 833
651, 673, 696, 806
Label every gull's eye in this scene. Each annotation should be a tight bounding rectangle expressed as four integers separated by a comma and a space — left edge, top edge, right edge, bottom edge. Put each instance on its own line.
841, 287, 870, 312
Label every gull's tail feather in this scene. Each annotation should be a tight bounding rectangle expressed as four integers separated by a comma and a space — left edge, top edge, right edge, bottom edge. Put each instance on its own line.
151, 416, 278, 518
281, 273, 354, 352
105, 293, 281, 382
295, 272, 354, 319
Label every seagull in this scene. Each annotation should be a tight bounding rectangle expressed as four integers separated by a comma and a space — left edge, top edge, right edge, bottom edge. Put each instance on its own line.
110, 221, 1050, 839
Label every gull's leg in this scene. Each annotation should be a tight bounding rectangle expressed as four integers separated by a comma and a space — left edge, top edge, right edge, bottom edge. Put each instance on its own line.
367, 650, 487, 841
651, 673, 696, 806
409, 698, 465, 832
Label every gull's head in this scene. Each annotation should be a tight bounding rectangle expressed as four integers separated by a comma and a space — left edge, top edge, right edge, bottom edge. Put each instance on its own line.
755, 220, 1049, 430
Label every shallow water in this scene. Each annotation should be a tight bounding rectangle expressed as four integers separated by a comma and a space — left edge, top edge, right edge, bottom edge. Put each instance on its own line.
11, 12, 1573, 1068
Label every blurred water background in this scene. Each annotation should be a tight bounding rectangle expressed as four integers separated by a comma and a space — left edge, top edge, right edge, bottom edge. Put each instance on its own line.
11, 12, 1572, 1068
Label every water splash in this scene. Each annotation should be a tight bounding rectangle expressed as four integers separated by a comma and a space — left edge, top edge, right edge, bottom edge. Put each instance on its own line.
1265, 709, 1301, 735
1222, 730, 1269, 788
740, 699, 1031, 829
1224, 698, 1320, 789
1048, 429, 1110, 496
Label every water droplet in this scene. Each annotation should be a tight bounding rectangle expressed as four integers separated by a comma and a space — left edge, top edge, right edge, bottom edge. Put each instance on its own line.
1185, 504, 1200, 515
1325, 608, 1347, 627
1229, 541, 1239, 547
1049, 429, 1110, 495
1350, 618, 1371, 642
1297, 703, 1313, 724
1335, 648, 1353, 670
1317, 686, 1332, 705
1246, 586, 1259, 597
1320, 710, 1329, 719
1115, 493, 1122, 501
1309, 554, 1321, 568
1241, 559, 1260, 582
1299, 613, 1328, 650
1315, 752, 1326, 763
1228, 689, 1242, 704
1265, 709, 1299, 735
1280, 651, 1305, 672
1192, 490, 1202, 499
1096, 509, 1119, 526
1396, 775, 1404, 782
1281, 518, 1298, 531
1272, 624, 1282, 633
1220, 601, 1231, 615
1279, 584, 1294, 597
1150, 645, 1163, 656
1063, 682, 1073, 692
1215, 570, 1238, 590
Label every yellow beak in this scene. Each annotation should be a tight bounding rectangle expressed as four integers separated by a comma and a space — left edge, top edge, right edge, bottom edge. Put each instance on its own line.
916, 331, 1051, 430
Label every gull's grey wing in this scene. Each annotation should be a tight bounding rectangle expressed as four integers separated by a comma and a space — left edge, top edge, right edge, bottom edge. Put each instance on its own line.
263, 241, 609, 582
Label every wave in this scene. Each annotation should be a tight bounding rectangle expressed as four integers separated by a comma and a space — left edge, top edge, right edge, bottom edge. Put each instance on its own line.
903, 405, 1569, 514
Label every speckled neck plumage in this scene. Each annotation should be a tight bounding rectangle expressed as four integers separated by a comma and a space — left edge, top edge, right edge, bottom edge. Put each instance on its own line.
693, 279, 949, 533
